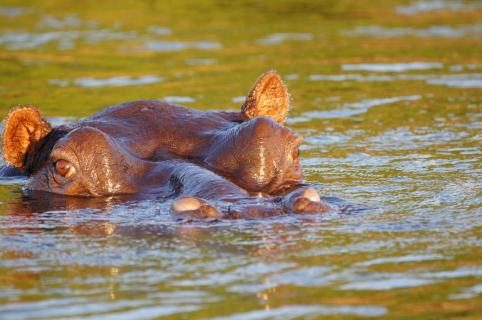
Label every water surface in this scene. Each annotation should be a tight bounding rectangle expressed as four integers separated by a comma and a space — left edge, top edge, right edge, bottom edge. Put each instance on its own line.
0, 0, 481, 319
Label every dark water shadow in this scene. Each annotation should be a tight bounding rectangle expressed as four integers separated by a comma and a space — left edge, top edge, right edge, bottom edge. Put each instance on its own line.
7, 190, 145, 214
0, 177, 374, 255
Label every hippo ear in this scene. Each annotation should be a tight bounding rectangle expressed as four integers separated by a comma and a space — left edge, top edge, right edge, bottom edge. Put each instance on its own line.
2, 106, 52, 170
241, 70, 290, 124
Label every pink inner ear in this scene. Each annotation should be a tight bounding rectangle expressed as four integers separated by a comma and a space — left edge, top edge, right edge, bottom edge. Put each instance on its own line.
2, 107, 52, 169
241, 70, 290, 124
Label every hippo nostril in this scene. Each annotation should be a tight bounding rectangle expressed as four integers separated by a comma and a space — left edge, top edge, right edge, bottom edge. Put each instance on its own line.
292, 148, 299, 160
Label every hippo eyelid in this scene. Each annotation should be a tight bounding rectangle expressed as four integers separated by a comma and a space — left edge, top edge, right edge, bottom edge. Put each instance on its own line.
49, 145, 80, 171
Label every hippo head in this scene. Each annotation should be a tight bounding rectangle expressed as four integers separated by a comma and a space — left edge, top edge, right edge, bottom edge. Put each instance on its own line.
2, 108, 147, 196
2, 71, 302, 198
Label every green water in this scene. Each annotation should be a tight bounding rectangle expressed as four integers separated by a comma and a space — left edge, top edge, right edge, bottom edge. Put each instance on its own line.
0, 0, 481, 319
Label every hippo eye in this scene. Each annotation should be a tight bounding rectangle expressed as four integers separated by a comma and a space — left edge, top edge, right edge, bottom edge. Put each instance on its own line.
54, 160, 76, 178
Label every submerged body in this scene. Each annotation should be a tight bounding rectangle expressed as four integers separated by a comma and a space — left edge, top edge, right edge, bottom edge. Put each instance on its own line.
2, 71, 328, 218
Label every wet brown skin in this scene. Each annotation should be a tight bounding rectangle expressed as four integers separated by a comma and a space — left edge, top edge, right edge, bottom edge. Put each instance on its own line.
2, 71, 329, 218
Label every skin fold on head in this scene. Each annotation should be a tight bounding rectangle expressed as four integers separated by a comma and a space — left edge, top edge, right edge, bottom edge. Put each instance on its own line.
1, 70, 329, 217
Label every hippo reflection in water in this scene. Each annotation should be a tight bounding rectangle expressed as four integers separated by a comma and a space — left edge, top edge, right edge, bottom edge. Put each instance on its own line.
1, 71, 329, 218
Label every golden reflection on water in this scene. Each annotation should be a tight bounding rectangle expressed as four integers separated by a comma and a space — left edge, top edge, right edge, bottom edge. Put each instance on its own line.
109, 267, 120, 300
70, 221, 117, 237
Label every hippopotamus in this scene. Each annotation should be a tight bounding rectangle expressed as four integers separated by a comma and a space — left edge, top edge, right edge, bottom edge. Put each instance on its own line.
1, 71, 329, 218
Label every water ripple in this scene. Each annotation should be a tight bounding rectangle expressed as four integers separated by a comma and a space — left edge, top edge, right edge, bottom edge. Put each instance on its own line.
49, 75, 163, 88
342, 62, 443, 72
396, 0, 482, 15
303, 95, 421, 119
210, 304, 387, 319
